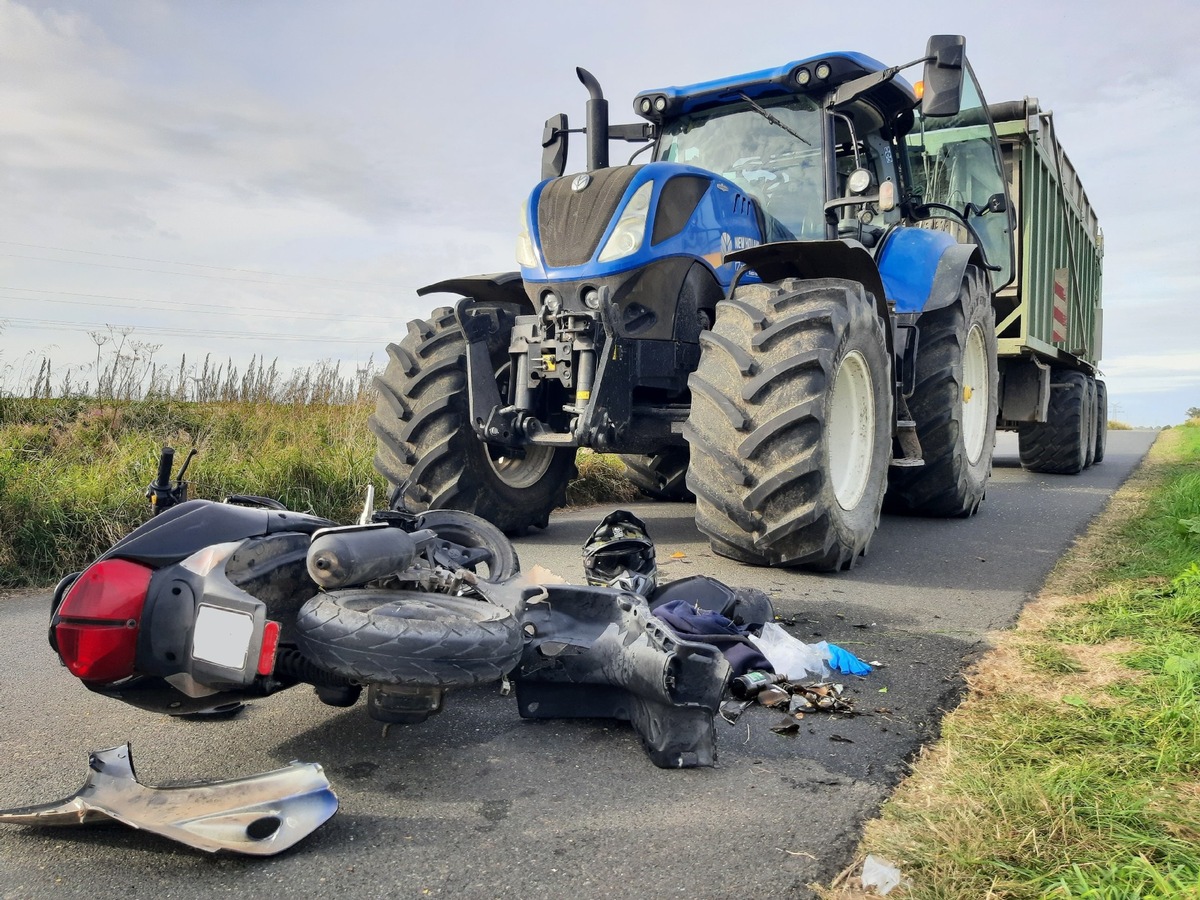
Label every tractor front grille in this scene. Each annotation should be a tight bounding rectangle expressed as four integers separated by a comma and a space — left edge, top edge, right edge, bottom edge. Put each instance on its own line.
537, 166, 640, 268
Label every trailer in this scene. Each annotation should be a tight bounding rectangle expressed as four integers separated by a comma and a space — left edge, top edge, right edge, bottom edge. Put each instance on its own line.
990, 100, 1105, 471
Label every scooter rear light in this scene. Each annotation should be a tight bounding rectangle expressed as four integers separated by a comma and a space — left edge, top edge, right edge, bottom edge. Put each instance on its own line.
54, 559, 153, 683
257, 620, 281, 676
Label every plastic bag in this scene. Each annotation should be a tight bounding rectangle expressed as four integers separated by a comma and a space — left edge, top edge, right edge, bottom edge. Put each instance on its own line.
861, 854, 903, 895
748, 623, 831, 679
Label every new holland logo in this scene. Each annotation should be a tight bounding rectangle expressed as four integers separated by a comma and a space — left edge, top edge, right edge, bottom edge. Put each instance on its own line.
571, 173, 592, 192
720, 232, 760, 253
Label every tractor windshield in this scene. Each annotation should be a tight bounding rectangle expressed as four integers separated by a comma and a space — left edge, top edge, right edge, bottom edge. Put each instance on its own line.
656, 96, 825, 239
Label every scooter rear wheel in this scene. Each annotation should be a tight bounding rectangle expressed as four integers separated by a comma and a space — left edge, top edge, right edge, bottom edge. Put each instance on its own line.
295, 590, 522, 688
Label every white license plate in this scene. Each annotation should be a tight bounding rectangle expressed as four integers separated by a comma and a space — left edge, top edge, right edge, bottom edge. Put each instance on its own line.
192, 605, 254, 670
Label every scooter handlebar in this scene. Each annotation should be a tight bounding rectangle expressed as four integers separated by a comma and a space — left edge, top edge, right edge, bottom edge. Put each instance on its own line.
155, 446, 176, 489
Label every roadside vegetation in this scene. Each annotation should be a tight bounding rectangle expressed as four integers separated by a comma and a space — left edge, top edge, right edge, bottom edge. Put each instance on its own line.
0, 394, 639, 589
830, 419, 1200, 898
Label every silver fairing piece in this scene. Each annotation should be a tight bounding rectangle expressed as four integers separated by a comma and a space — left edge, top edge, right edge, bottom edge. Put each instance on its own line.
0, 744, 337, 856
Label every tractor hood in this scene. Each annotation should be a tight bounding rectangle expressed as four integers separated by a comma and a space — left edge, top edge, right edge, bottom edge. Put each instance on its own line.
517, 161, 778, 289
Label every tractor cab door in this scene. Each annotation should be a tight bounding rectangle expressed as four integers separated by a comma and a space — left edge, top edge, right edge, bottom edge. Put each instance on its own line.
905, 62, 1015, 288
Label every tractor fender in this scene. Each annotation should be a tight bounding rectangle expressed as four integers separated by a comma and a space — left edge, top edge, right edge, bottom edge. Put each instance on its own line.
876, 229, 987, 315
417, 272, 535, 315
724, 239, 892, 355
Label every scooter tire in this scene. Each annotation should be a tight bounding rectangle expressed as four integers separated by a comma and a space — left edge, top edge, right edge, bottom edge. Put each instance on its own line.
295, 589, 522, 688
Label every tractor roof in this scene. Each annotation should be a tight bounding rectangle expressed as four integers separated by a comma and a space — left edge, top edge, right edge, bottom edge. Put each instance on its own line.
634, 52, 916, 122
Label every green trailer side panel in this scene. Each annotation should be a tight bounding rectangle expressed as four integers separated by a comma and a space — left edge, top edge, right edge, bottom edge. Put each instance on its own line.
993, 102, 1103, 370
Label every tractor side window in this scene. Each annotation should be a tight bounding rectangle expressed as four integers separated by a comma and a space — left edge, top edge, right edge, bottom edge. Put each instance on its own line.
657, 97, 825, 239
906, 62, 1014, 286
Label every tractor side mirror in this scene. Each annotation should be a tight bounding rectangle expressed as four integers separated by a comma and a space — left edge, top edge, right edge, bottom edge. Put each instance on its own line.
541, 113, 569, 180
921, 34, 966, 117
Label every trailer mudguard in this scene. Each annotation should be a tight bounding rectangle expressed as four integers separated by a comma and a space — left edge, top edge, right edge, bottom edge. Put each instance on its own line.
876, 228, 986, 314
725, 239, 892, 355
417, 272, 534, 314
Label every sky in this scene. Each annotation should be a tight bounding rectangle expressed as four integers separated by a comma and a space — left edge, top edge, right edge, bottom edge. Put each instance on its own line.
1, 0, 1197, 425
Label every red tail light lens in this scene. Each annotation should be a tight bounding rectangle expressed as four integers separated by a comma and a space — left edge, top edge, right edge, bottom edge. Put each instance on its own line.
54, 559, 153, 683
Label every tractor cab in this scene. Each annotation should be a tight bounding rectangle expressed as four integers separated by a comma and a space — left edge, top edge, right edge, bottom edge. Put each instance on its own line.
639, 52, 917, 249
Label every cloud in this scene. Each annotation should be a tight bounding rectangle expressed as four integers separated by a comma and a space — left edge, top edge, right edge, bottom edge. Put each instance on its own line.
1102, 352, 1200, 394
0, 1, 411, 240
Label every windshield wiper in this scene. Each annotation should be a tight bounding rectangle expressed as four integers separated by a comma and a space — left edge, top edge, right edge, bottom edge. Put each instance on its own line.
736, 92, 812, 146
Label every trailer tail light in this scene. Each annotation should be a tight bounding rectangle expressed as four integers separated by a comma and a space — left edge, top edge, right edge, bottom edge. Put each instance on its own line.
54, 559, 153, 683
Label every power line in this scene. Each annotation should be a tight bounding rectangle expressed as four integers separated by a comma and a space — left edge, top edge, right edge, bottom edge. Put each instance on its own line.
0, 240, 403, 289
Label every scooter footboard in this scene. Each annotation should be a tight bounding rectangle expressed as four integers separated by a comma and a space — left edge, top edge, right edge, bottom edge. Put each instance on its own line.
513, 584, 730, 768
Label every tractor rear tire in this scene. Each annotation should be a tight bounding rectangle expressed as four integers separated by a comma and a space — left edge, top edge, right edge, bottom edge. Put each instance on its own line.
369, 306, 576, 533
683, 278, 891, 571
1093, 380, 1108, 463
885, 265, 997, 517
619, 448, 694, 501
1018, 369, 1088, 474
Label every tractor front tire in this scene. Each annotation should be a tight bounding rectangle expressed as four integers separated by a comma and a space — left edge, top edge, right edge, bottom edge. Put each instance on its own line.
683, 278, 891, 571
369, 306, 576, 532
1018, 368, 1089, 474
885, 265, 998, 517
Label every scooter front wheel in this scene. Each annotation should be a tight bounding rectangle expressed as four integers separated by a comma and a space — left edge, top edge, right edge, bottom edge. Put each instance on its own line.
295, 590, 522, 688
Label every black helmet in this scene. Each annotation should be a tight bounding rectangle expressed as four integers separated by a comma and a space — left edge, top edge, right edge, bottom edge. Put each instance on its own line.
582, 510, 657, 596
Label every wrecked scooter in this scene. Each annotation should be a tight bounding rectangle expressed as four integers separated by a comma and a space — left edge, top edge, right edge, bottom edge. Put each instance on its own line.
48, 448, 729, 767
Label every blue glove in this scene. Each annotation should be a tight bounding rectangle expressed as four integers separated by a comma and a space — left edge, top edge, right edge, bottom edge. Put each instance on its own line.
825, 642, 872, 676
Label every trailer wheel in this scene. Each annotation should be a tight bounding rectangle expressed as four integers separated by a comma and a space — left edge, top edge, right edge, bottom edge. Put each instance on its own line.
295, 590, 522, 687
683, 278, 891, 570
1017, 369, 1088, 474
1083, 377, 1098, 468
1093, 380, 1108, 464
885, 265, 998, 517
370, 307, 576, 532
619, 448, 694, 501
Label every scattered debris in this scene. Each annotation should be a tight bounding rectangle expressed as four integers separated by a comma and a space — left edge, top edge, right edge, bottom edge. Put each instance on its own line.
750, 623, 873, 679
861, 853, 904, 895
729, 670, 788, 699
719, 699, 753, 724
0, 744, 337, 855
758, 685, 792, 708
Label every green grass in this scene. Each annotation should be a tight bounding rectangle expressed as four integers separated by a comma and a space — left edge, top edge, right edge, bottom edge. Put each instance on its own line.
839, 421, 1200, 899
0, 397, 639, 588
0, 397, 386, 587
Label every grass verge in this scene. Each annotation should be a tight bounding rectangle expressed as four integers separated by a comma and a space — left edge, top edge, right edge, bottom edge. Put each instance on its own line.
0, 398, 638, 588
827, 421, 1200, 899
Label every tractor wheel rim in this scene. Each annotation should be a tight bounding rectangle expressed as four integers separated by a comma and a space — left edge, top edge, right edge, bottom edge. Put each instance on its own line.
827, 349, 875, 511
962, 323, 989, 465
488, 444, 556, 489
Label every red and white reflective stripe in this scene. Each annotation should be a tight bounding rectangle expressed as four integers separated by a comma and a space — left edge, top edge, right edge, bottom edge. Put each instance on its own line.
257, 620, 281, 676
1052, 268, 1069, 342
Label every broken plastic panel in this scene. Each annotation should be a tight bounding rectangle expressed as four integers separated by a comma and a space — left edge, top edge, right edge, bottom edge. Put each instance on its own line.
0, 744, 337, 855
512, 583, 730, 768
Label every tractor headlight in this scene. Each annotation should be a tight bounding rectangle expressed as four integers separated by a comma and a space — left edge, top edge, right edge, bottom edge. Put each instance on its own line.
516, 204, 538, 268
597, 182, 653, 264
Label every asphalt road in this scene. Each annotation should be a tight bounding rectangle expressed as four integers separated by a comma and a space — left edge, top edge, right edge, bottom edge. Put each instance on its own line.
0, 430, 1157, 899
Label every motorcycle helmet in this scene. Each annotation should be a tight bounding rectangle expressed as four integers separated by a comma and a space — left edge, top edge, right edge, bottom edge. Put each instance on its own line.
582, 509, 657, 596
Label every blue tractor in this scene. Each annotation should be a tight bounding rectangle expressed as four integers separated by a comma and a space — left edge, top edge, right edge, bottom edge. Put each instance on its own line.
371, 35, 1015, 570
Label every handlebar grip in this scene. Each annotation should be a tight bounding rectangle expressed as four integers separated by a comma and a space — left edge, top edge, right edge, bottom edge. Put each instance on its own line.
155, 447, 175, 488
